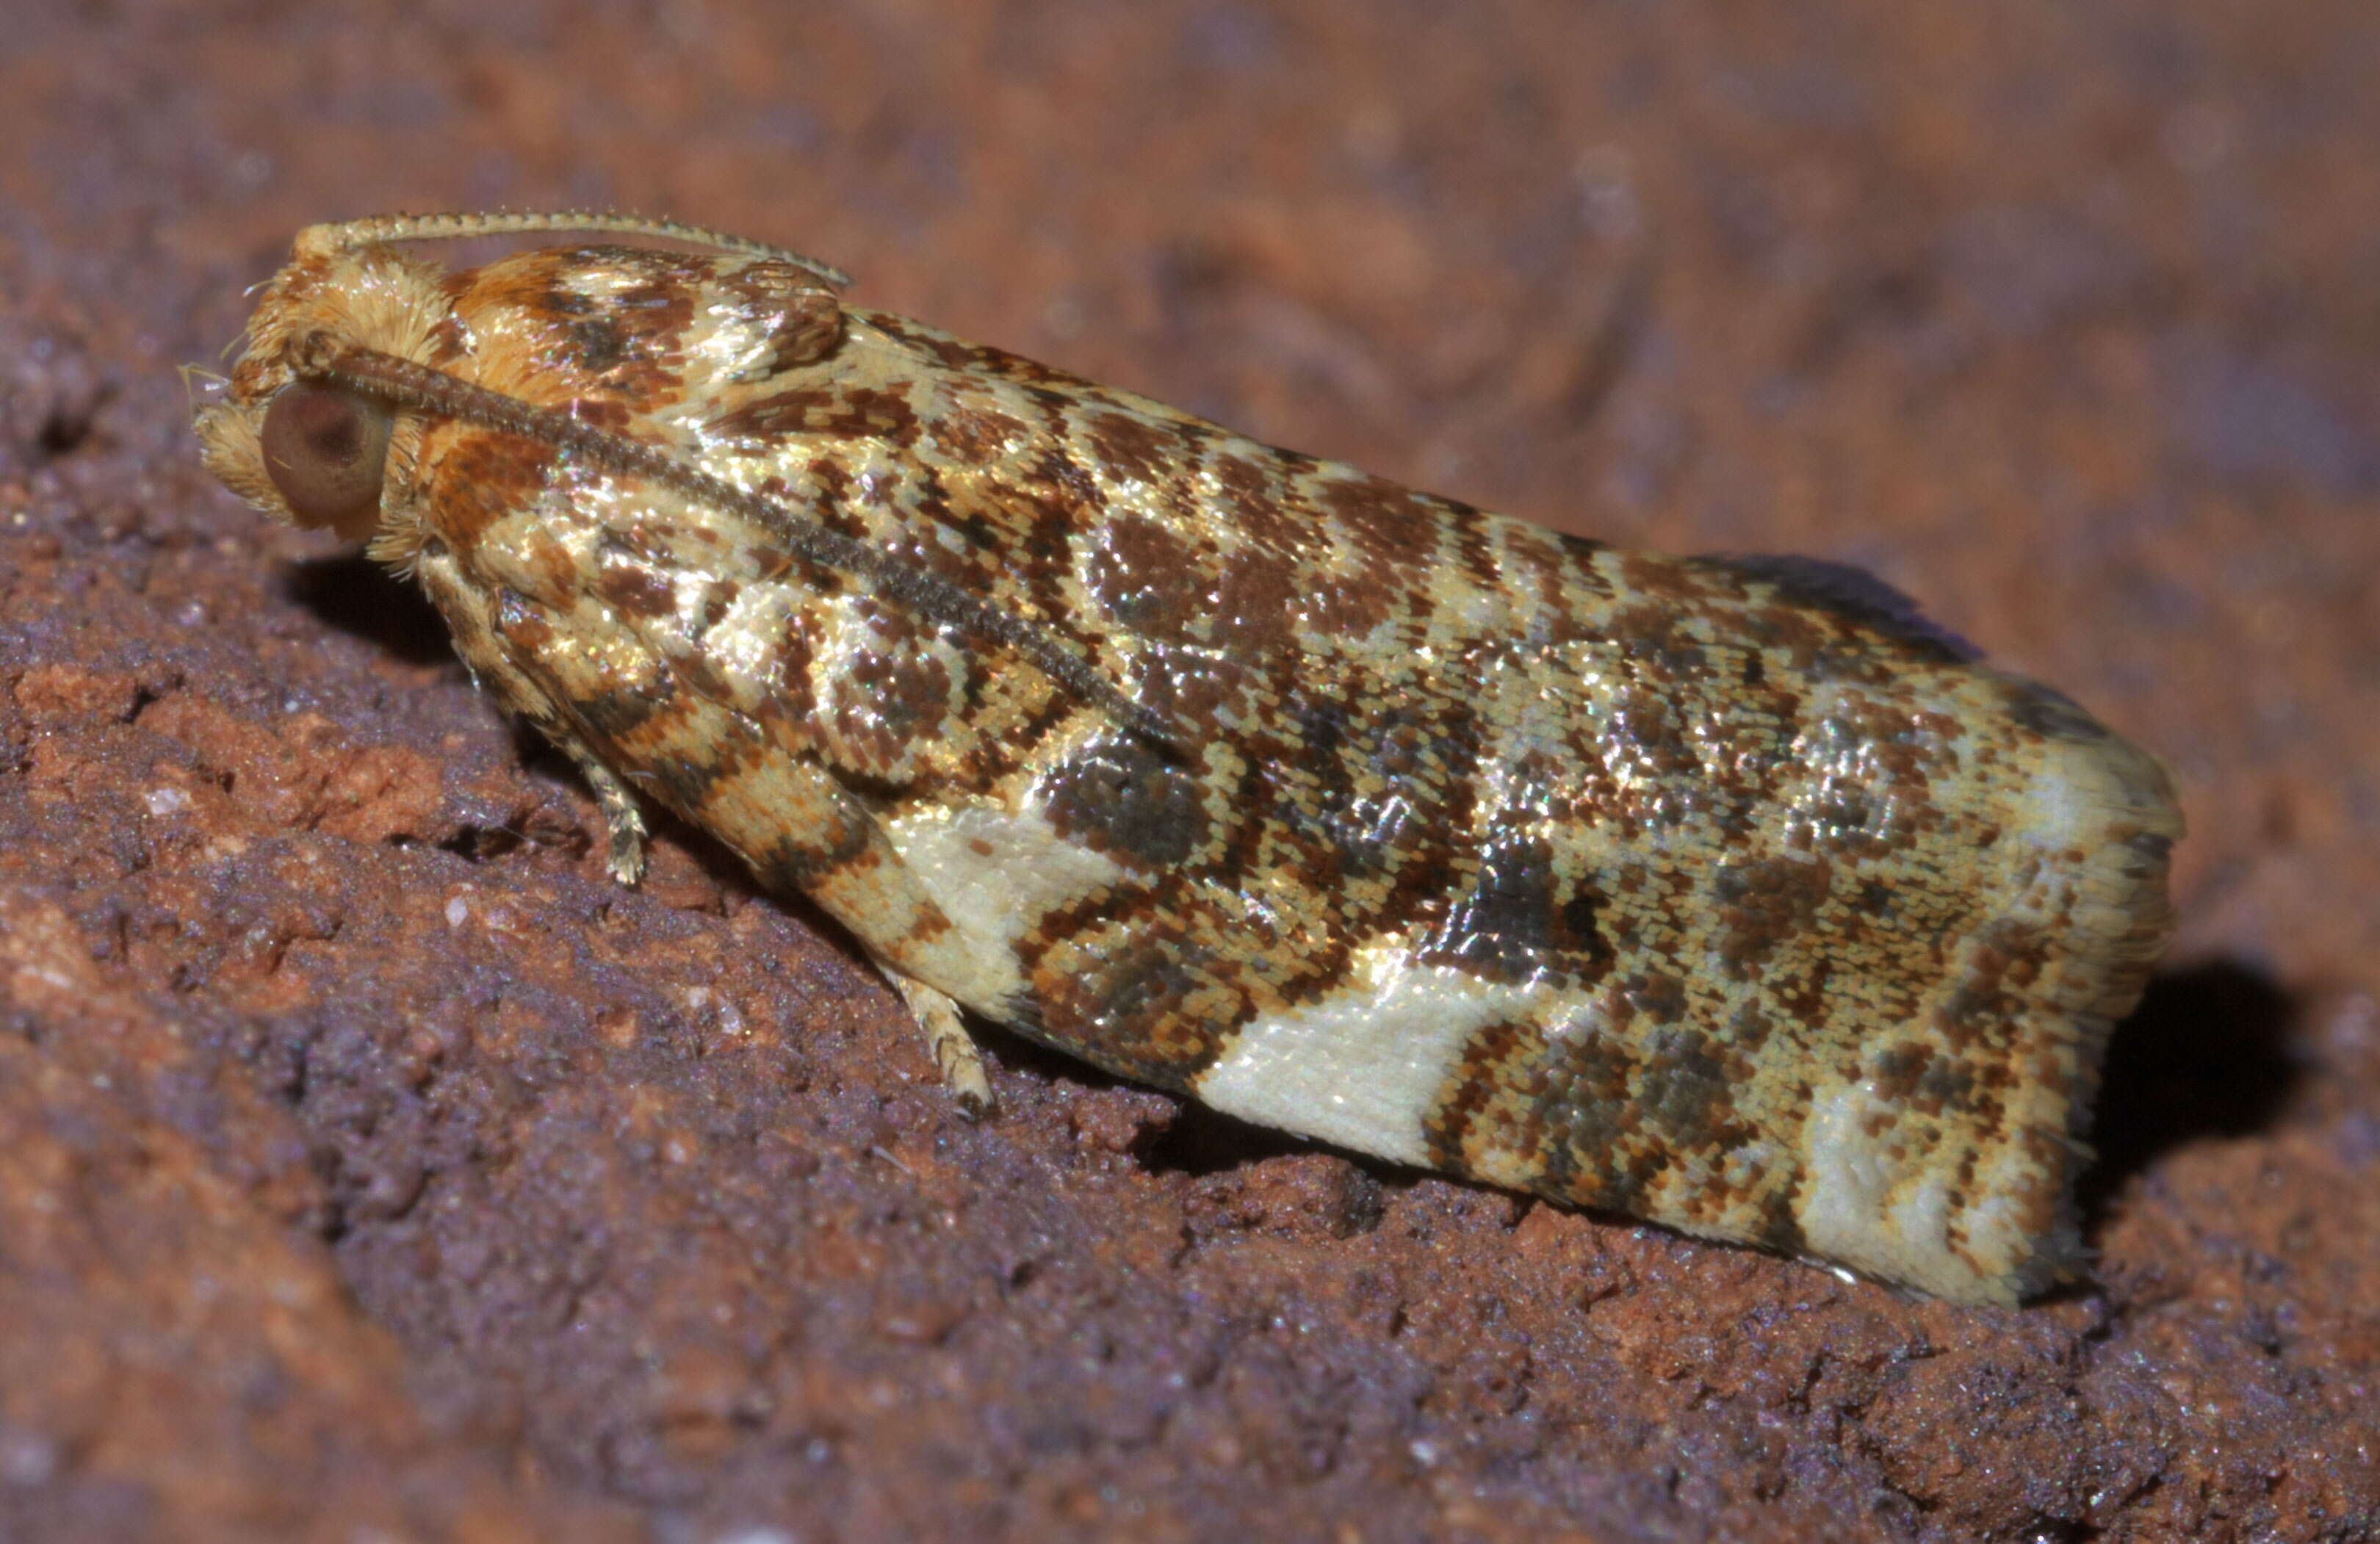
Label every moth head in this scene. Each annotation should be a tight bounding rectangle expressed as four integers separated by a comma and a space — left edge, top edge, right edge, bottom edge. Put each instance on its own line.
195, 363, 413, 552
254, 382, 394, 541
194, 239, 445, 552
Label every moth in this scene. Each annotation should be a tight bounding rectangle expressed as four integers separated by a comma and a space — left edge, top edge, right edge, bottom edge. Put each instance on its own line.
196, 212, 2182, 1305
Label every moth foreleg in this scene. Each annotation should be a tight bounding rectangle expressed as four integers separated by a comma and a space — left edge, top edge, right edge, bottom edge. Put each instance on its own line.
566, 748, 649, 886
889, 973, 993, 1119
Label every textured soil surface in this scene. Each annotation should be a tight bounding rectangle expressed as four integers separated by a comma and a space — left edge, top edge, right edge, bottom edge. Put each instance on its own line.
3, 2, 2377, 1541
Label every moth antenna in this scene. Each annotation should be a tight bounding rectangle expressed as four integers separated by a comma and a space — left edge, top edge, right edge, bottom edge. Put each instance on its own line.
301, 339, 1187, 757
292, 210, 852, 290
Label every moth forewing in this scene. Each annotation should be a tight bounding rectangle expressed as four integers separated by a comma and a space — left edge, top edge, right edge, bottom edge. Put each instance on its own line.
198, 214, 2182, 1306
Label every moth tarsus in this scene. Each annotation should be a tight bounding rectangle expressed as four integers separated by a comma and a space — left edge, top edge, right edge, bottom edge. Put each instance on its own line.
197, 212, 2182, 1307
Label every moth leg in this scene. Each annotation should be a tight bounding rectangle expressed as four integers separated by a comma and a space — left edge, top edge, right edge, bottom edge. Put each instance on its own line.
889, 973, 993, 1119
566, 746, 649, 886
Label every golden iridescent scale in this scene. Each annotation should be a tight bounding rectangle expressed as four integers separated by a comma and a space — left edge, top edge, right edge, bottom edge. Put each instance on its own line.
196, 212, 2182, 1305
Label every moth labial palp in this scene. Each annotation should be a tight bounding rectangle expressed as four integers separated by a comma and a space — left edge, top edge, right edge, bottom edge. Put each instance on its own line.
195, 211, 2183, 1307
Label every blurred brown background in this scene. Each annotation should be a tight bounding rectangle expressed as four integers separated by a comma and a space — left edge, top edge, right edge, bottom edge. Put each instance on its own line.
2, 2, 2376, 1540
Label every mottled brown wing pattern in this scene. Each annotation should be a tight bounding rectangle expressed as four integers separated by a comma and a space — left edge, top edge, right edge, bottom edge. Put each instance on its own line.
195, 217, 2182, 1305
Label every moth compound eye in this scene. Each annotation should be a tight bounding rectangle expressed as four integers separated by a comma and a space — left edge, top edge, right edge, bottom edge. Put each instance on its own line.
259, 383, 392, 540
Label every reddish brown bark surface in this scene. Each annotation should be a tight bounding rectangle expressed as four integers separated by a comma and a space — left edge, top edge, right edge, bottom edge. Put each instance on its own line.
2, 4, 2374, 1540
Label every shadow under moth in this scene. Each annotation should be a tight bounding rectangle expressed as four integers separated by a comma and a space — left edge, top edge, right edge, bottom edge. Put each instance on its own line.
195, 212, 2182, 1305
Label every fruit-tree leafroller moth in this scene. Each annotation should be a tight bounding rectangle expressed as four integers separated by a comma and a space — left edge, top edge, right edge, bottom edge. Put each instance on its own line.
195, 212, 2182, 1305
